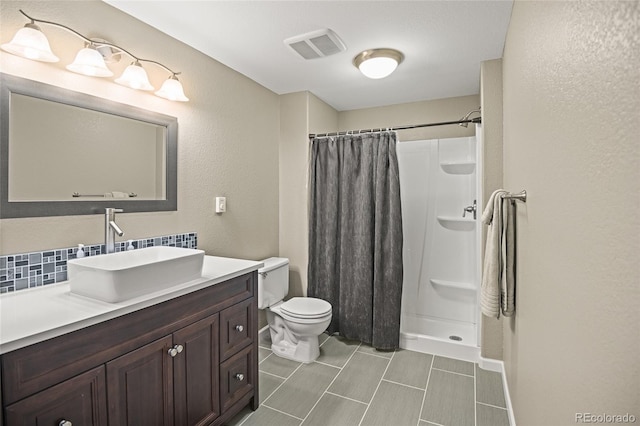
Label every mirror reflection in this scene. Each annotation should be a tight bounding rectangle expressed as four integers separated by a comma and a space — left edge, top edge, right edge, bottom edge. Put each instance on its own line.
10, 94, 166, 202
0, 73, 178, 218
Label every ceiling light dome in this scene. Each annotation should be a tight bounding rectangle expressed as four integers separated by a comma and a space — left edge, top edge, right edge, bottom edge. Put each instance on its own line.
353, 48, 404, 79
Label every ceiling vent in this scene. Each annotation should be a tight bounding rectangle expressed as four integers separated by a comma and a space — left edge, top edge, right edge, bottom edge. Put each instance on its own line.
284, 29, 346, 60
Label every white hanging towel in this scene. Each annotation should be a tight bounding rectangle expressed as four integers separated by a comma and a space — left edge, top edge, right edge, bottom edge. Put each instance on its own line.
480, 189, 516, 318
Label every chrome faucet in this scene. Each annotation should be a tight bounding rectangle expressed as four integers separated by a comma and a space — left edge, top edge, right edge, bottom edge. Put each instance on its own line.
105, 208, 124, 254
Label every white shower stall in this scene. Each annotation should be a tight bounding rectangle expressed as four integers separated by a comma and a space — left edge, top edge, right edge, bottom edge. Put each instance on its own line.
397, 126, 482, 361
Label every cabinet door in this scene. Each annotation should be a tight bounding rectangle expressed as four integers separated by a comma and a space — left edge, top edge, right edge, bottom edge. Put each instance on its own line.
173, 314, 220, 426
5, 366, 107, 426
220, 345, 255, 413
106, 335, 174, 426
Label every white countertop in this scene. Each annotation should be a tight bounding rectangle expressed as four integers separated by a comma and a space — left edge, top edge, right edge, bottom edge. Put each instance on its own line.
0, 256, 263, 354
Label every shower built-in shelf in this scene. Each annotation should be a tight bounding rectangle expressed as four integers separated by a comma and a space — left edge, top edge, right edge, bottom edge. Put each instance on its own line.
440, 162, 476, 175
430, 279, 476, 291
437, 216, 475, 231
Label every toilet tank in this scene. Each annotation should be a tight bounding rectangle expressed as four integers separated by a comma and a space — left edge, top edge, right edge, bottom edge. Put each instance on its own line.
257, 257, 289, 309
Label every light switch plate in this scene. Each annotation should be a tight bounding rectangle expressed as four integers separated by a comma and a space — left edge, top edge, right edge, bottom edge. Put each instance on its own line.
215, 197, 226, 213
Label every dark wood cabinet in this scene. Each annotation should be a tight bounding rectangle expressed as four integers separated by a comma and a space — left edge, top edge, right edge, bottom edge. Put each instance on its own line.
107, 336, 174, 426
173, 314, 220, 426
1, 271, 258, 426
5, 366, 108, 426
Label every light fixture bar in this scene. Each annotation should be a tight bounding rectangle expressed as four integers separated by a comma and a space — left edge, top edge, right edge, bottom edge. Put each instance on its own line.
17, 9, 181, 76
6, 9, 188, 101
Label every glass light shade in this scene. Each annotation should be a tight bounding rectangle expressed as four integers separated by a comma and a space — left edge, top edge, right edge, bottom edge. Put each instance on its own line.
1, 24, 59, 63
66, 47, 113, 77
155, 76, 189, 102
115, 62, 154, 91
353, 48, 404, 80
358, 57, 399, 79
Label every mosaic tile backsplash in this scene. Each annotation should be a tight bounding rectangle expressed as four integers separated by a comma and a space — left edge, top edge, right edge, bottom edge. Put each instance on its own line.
0, 233, 198, 294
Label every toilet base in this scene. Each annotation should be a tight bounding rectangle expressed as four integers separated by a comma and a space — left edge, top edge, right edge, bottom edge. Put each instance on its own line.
270, 337, 320, 364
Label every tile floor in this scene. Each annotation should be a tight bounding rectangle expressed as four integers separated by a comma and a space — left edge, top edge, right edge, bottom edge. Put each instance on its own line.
226, 334, 510, 426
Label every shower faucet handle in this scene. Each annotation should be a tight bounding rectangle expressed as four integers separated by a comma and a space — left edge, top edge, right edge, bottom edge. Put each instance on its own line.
463, 200, 477, 220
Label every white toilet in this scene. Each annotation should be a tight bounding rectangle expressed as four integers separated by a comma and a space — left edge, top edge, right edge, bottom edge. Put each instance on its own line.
258, 257, 332, 363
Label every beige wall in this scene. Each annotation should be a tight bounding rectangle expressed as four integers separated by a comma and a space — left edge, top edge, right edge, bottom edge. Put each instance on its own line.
279, 91, 310, 300
0, 1, 280, 261
276, 91, 337, 329
479, 59, 504, 360
502, 1, 639, 424
279, 92, 338, 296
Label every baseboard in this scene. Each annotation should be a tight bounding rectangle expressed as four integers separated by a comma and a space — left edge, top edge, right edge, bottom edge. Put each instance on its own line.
479, 357, 516, 426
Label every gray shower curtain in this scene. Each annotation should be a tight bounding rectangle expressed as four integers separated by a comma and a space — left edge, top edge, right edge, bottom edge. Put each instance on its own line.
308, 131, 403, 350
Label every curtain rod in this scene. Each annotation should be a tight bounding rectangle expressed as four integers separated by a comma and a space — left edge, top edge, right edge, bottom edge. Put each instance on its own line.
308, 116, 481, 139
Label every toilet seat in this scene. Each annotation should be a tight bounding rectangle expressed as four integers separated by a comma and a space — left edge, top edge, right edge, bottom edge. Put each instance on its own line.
270, 297, 332, 324
280, 297, 332, 319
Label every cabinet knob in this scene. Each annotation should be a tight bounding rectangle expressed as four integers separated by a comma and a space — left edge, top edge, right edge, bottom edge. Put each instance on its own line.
235, 325, 244, 332
168, 344, 184, 357
234, 373, 245, 381
59, 421, 72, 426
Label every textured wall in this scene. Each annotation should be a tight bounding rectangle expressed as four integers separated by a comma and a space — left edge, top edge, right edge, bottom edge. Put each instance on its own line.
479, 59, 504, 360
0, 1, 280, 261
279, 92, 311, 300
502, 1, 639, 424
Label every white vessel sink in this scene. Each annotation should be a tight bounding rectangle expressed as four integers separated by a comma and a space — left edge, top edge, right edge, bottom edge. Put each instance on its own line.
68, 246, 205, 302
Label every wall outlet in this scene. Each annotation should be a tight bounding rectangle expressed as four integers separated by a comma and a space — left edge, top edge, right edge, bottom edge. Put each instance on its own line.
215, 197, 226, 213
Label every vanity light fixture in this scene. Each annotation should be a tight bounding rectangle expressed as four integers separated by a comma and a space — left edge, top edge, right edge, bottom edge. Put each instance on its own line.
1, 21, 59, 62
353, 48, 404, 79
115, 60, 154, 90
155, 74, 190, 102
1, 9, 189, 102
66, 44, 114, 77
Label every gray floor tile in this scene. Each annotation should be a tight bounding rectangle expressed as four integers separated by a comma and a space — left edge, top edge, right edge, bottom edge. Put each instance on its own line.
259, 330, 272, 348
259, 372, 284, 402
259, 353, 301, 378
316, 335, 360, 368
432, 355, 475, 376
356, 344, 395, 359
263, 362, 340, 418
236, 405, 302, 426
421, 369, 475, 426
361, 380, 424, 426
477, 403, 510, 426
302, 393, 367, 426
476, 365, 507, 408
384, 349, 433, 389
258, 347, 272, 363
318, 332, 330, 345
328, 352, 390, 403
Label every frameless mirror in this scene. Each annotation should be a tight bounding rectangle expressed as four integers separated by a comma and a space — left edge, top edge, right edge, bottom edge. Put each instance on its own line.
0, 73, 177, 218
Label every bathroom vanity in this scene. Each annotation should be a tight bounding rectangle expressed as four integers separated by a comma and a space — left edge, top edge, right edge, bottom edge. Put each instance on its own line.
0, 256, 262, 426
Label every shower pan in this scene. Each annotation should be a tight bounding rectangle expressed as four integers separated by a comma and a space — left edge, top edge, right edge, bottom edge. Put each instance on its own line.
397, 126, 482, 362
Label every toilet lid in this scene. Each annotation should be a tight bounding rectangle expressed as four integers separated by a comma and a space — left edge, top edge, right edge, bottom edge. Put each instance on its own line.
280, 297, 332, 319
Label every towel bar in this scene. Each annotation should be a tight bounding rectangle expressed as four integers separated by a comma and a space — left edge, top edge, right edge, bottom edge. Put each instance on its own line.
501, 190, 527, 202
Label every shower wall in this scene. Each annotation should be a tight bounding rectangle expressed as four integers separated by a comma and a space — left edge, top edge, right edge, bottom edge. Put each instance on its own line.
398, 134, 480, 354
